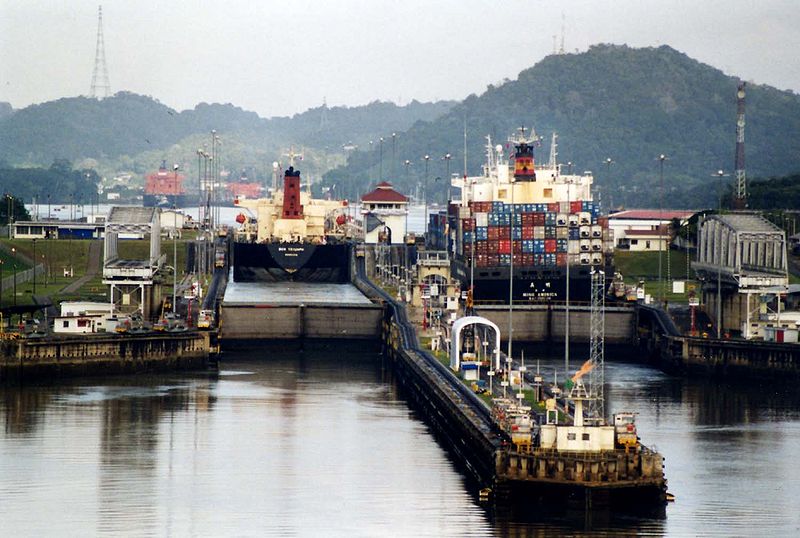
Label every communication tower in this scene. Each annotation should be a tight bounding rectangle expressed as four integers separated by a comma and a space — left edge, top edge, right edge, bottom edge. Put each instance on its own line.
734, 81, 747, 208
586, 269, 605, 421
89, 5, 111, 98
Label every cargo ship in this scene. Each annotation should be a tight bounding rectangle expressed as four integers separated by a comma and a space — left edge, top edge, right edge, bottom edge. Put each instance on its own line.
430, 128, 613, 303
143, 160, 187, 207
227, 170, 263, 202
232, 164, 351, 282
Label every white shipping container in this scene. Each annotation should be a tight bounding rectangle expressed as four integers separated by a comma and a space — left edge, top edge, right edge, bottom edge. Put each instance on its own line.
580, 239, 591, 252
556, 213, 568, 227
475, 212, 488, 227
591, 239, 603, 251
579, 211, 592, 225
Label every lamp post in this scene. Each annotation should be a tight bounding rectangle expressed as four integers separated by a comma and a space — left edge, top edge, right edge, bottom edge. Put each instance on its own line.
391, 133, 397, 178
604, 157, 614, 209
657, 154, 668, 303
32, 239, 36, 295
713, 169, 729, 338
11, 247, 17, 308
173, 164, 179, 314
443, 153, 452, 203
423, 154, 430, 236
379, 137, 384, 181
197, 149, 204, 226
566, 161, 573, 175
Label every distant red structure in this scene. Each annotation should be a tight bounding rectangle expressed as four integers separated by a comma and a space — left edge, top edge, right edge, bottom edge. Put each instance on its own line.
227, 171, 263, 200
144, 160, 186, 207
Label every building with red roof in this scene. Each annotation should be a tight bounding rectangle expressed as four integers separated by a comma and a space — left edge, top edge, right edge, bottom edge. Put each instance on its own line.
608, 209, 697, 251
361, 182, 409, 244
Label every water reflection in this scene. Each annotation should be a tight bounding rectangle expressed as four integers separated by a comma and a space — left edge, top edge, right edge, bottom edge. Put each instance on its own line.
0, 343, 798, 535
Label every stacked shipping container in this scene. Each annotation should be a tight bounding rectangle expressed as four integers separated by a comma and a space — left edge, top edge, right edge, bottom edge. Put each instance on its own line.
456, 200, 606, 268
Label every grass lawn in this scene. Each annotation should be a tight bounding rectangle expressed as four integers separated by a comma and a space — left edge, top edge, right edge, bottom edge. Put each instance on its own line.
614, 249, 699, 304
0, 238, 196, 306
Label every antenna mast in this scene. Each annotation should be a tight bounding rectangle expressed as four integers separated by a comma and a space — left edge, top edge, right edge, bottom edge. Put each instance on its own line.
734, 81, 747, 207
559, 13, 566, 55
89, 5, 111, 98
549, 133, 558, 168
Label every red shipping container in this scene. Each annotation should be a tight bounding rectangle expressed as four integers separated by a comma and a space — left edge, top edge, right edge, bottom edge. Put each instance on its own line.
523, 254, 534, 266
597, 216, 609, 228
488, 226, 501, 240
556, 253, 567, 266
463, 244, 473, 256
533, 213, 546, 226
462, 218, 475, 231
545, 239, 557, 253
487, 254, 500, 266
476, 254, 488, 267
487, 240, 500, 253
522, 226, 534, 239
513, 240, 523, 254
513, 254, 524, 266
498, 227, 511, 239
476, 241, 489, 254
548, 202, 560, 212
521, 213, 534, 227
570, 201, 583, 214
498, 239, 511, 254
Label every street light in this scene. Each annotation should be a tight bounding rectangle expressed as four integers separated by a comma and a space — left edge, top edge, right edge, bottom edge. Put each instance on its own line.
443, 153, 452, 203
713, 169, 729, 338
173, 164, 179, 314
657, 154, 668, 304
391, 133, 397, 178
379, 137, 384, 181
11, 247, 17, 308
32, 239, 36, 295
423, 154, 431, 236
604, 157, 614, 209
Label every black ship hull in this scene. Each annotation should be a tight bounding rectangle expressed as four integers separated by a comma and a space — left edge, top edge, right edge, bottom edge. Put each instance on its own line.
143, 194, 189, 208
233, 242, 351, 283
452, 259, 612, 303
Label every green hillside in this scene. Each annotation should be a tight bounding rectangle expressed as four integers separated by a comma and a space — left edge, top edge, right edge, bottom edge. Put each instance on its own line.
0, 94, 454, 199
324, 44, 800, 209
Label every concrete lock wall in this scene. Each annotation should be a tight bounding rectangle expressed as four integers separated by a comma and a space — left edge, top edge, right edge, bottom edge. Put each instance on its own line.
477, 304, 635, 344
220, 304, 383, 340
1, 332, 210, 381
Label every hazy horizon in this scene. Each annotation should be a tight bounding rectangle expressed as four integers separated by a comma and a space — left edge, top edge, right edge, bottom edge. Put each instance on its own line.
2, 1, 799, 117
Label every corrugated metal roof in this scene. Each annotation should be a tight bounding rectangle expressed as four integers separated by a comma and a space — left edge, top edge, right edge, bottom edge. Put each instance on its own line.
107, 206, 157, 225
609, 209, 696, 221
714, 213, 782, 233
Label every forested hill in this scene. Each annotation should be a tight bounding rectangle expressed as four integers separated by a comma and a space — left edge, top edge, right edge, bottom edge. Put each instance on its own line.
324, 44, 800, 209
0, 93, 454, 166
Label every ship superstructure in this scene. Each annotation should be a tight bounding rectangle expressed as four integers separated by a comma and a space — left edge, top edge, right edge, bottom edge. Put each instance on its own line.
232, 164, 351, 282
435, 128, 613, 302
144, 160, 187, 208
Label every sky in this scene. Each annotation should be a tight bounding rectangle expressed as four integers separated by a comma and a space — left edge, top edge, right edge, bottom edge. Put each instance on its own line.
1, 0, 799, 118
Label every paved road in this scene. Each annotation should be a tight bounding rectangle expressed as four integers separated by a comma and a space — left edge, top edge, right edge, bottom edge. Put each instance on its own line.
59, 240, 102, 294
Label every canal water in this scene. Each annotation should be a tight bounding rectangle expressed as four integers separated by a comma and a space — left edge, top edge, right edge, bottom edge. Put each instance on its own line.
1, 344, 798, 536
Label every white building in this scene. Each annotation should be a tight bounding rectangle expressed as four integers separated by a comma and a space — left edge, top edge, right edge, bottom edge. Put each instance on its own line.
54, 301, 119, 334
361, 182, 408, 245
608, 209, 696, 251
160, 209, 187, 238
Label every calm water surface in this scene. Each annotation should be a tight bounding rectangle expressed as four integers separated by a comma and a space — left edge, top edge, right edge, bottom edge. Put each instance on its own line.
1, 344, 799, 536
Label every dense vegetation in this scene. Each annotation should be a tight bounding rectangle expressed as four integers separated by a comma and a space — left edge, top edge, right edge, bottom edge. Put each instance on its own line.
747, 174, 800, 210
0, 93, 454, 190
324, 44, 800, 209
0, 160, 99, 207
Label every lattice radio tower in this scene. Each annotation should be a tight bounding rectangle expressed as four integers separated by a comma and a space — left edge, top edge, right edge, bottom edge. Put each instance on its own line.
587, 269, 606, 421
89, 5, 111, 98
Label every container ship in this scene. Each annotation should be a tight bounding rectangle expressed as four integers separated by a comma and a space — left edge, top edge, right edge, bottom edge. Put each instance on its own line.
143, 160, 187, 207
232, 164, 351, 282
429, 128, 613, 303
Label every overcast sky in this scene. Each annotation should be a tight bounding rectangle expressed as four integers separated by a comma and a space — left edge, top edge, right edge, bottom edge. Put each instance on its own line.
1, 0, 799, 117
